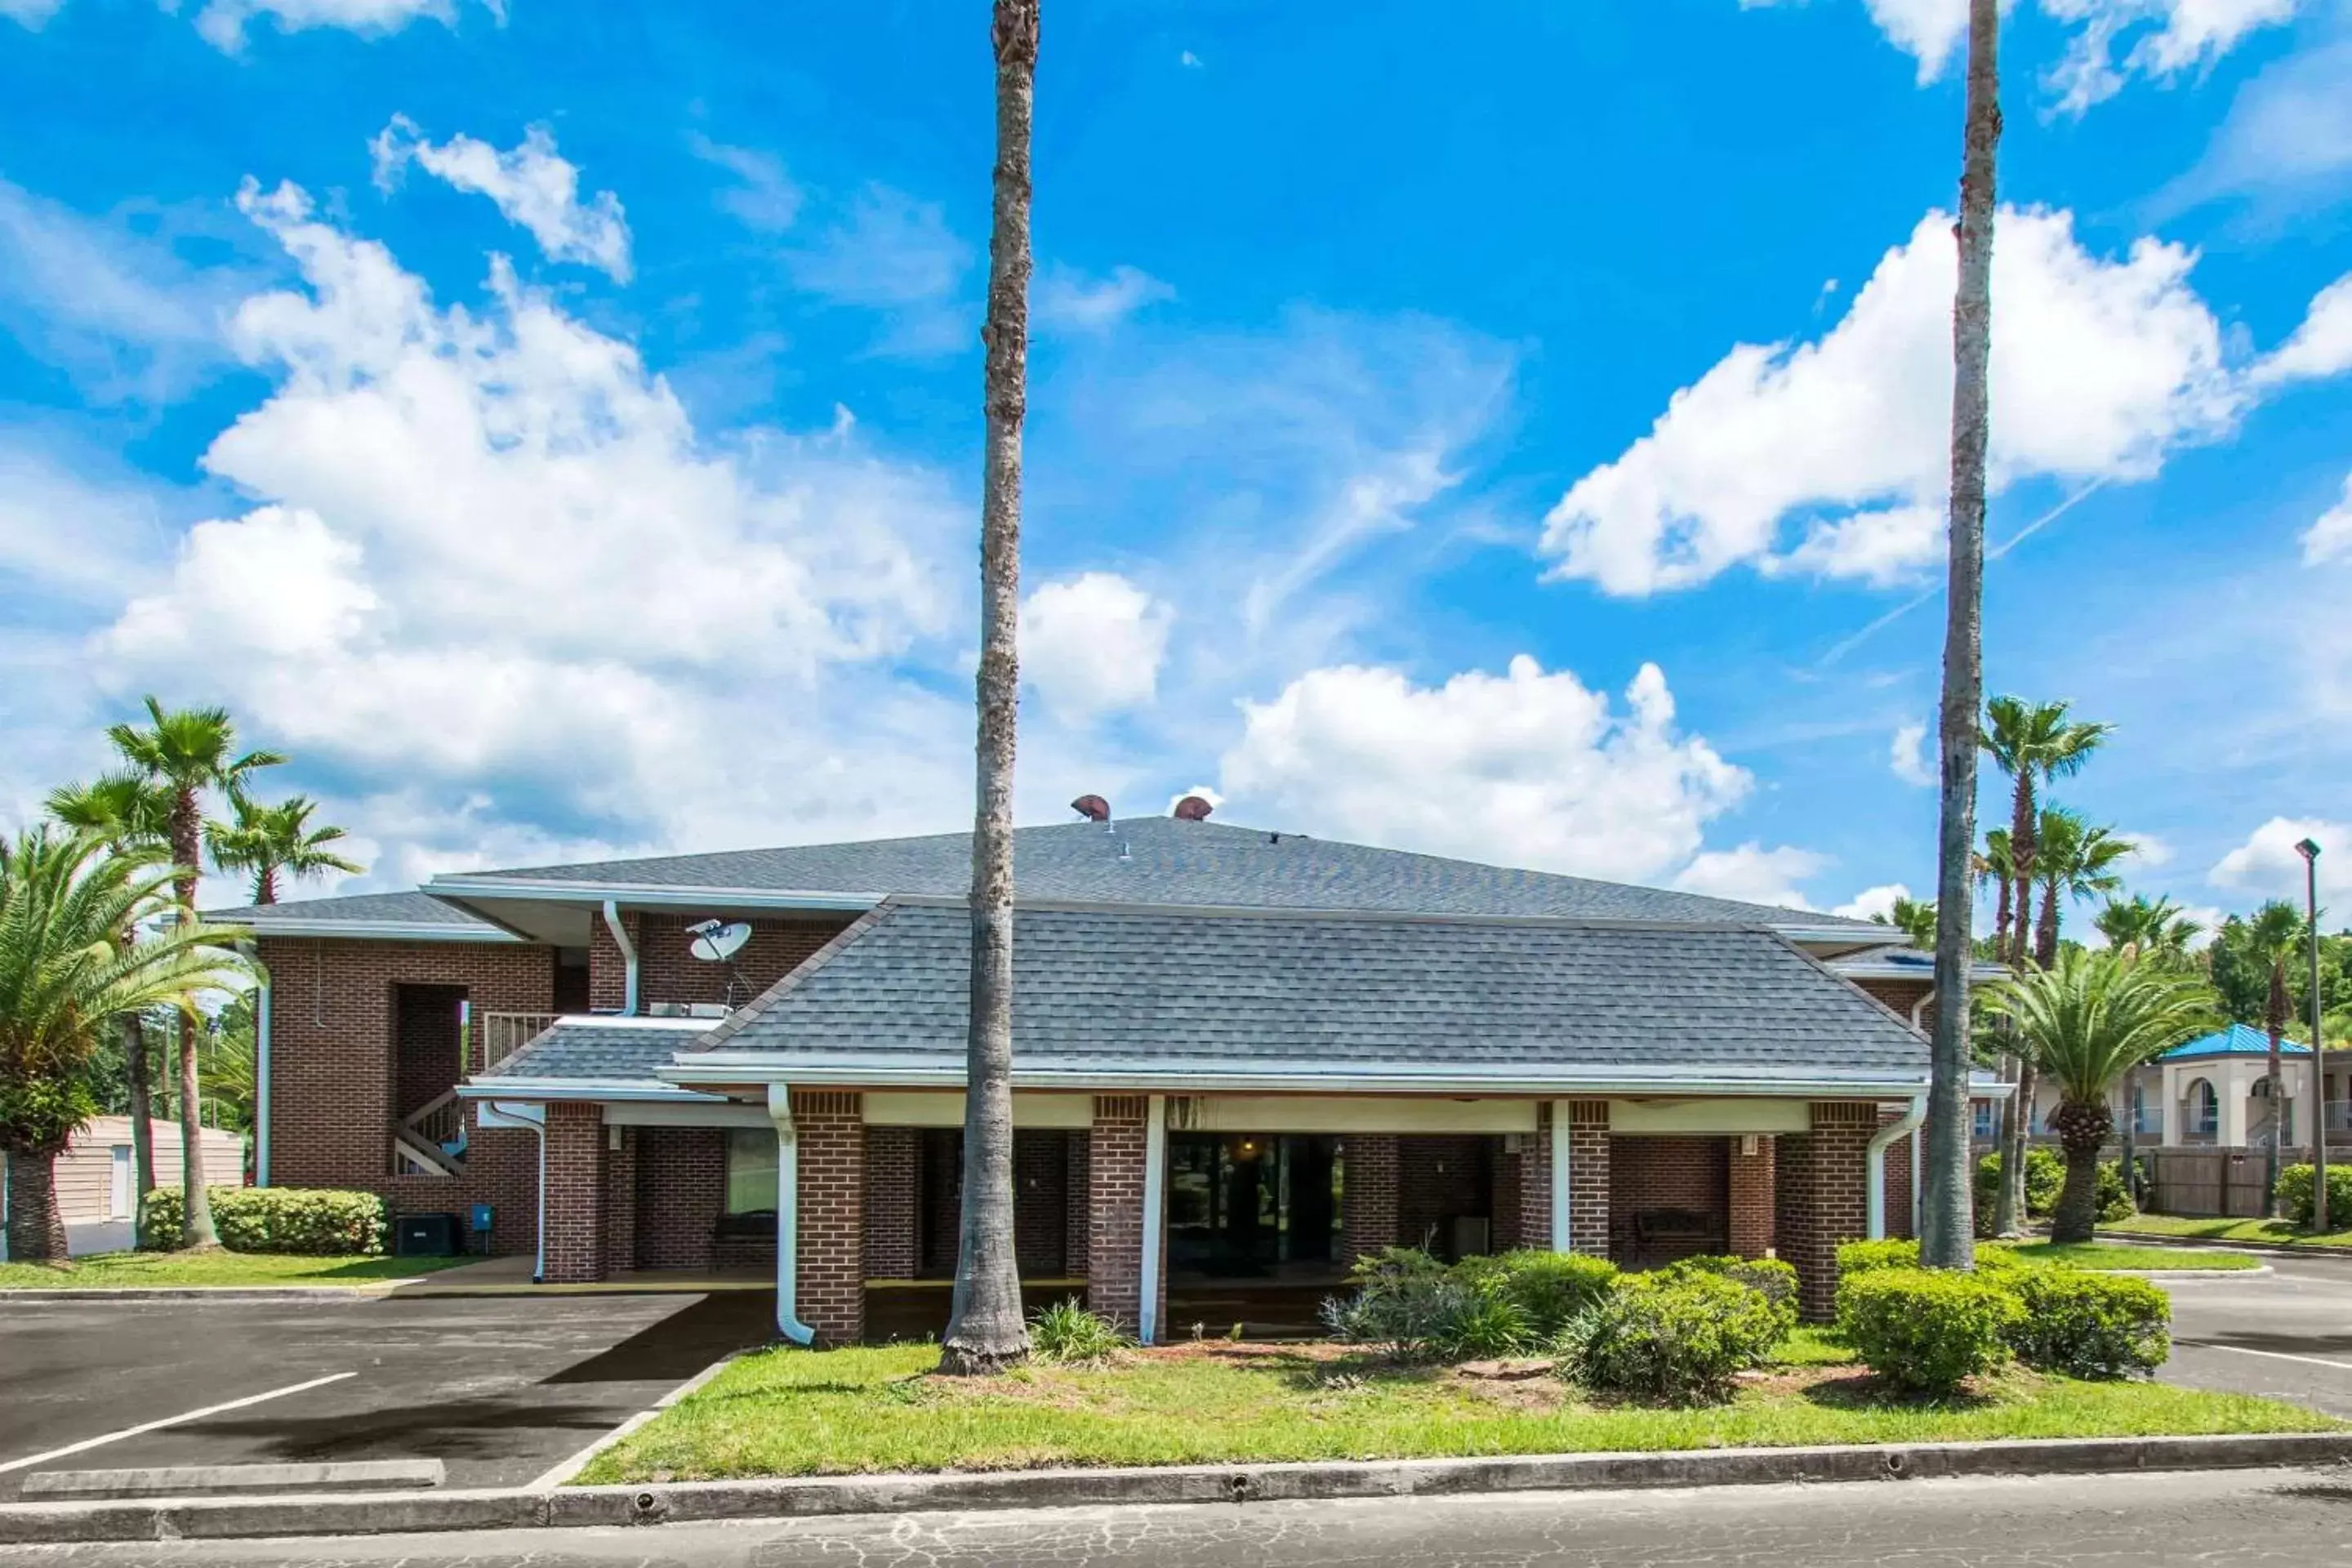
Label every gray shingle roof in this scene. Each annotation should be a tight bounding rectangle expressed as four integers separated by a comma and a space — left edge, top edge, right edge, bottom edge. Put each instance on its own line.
475, 1019, 715, 1083
207, 890, 505, 931
455, 816, 1875, 929
686, 902, 1927, 1087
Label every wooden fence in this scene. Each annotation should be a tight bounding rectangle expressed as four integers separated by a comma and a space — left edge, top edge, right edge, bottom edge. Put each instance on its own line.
2144, 1147, 2307, 1218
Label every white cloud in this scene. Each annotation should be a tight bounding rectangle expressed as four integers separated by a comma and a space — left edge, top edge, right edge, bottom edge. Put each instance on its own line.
1890, 719, 1935, 786
1167, 783, 1223, 813
1674, 843, 1827, 911
1036, 264, 1175, 334
1179, 49, 1203, 67
2157, 36, 2352, 217
372, 117, 632, 283
2252, 271, 2352, 388
1218, 655, 1759, 886
1018, 572, 1174, 722
194, 0, 501, 51
2305, 471, 2352, 564
2210, 816, 2350, 906
1835, 881, 1913, 921
2121, 831, 2176, 869
787, 184, 972, 356
2043, 0, 2301, 114
88, 177, 967, 857
1, 0, 66, 27
1772, 503, 1945, 586
1541, 207, 2235, 596
689, 134, 802, 234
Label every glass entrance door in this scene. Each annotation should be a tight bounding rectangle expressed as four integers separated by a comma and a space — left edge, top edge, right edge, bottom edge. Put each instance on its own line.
1166, 1133, 1340, 1277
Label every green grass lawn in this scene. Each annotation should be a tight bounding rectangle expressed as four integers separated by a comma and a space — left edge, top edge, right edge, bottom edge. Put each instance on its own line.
577, 1333, 2332, 1485
2000, 1241, 2260, 1272
0, 1250, 475, 1289
2103, 1214, 2352, 1250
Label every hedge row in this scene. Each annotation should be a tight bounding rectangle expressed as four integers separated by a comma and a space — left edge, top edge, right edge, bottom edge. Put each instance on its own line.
138, 1186, 388, 1256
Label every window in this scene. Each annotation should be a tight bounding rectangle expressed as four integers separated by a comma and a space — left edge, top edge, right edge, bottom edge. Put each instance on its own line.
1972, 1101, 1997, 1140
724, 1125, 778, 1216
2187, 1080, 2219, 1138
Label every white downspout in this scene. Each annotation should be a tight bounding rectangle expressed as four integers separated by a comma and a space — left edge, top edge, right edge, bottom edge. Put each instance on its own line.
768, 1084, 817, 1346
478, 1101, 546, 1279
1138, 1094, 1168, 1347
601, 899, 638, 1017
1868, 1096, 1927, 1241
1549, 1100, 1574, 1253
1910, 1124, 1923, 1237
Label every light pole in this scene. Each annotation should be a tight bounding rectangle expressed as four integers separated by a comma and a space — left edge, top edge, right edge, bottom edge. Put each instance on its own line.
2298, 837, 2327, 1233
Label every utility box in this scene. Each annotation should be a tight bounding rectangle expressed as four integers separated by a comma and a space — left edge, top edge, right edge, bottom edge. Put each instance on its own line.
394, 1211, 461, 1257
469, 1203, 494, 1254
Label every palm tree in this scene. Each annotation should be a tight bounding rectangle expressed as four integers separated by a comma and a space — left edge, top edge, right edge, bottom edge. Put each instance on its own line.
0, 828, 249, 1263
939, 0, 1040, 1378
1978, 700, 2113, 1236
1976, 829, 2016, 956
1873, 896, 1939, 950
2030, 811, 2133, 969
47, 771, 174, 1245
1984, 951, 2216, 1242
106, 698, 283, 1249
1921, 0, 2002, 1272
2240, 900, 2307, 1218
207, 794, 363, 906
2096, 893, 2201, 963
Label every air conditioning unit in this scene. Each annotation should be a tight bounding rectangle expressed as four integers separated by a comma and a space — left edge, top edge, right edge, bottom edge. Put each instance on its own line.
687, 1002, 731, 1019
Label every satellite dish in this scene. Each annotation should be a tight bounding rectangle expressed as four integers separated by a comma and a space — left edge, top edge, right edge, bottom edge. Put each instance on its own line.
686, 920, 752, 962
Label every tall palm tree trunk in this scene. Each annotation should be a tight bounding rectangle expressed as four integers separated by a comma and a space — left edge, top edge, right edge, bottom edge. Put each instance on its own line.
2, 1147, 69, 1263
168, 791, 219, 1250
939, 0, 1040, 1378
2050, 1099, 2109, 1245
1922, 0, 2001, 1271
124, 1014, 155, 1247
1993, 782, 2037, 1236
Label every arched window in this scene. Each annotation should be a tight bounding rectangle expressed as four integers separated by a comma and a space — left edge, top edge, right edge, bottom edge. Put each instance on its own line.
2187, 1079, 2220, 1138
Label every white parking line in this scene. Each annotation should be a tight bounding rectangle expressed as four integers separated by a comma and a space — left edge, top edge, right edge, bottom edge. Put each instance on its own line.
2177, 1341, 2352, 1373
0, 1372, 356, 1476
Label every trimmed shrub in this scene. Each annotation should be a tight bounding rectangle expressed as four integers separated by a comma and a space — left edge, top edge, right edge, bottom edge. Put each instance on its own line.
1557, 1272, 1784, 1404
1658, 1254, 1800, 1337
2095, 1160, 2133, 1224
2003, 1268, 2171, 1379
1835, 1237, 2020, 1277
1323, 1247, 1469, 1360
2277, 1165, 2352, 1232
1974, 1148, 2065, 1233
1030, 1298, 1128, 1364
139, 1186, 387, 1256
1836, 1267, 2022, 1394
1456, 1250, 1620, 1339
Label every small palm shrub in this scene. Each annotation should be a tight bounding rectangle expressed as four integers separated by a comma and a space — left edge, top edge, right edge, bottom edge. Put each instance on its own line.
1556, 1272, 1784, 1404
1029, 1298, 1128, 1364
1836, 1267, 2022, 1394
2003, 1268, 2170, 1379
1454, 1250, 1619, 1339
139, 1187, 387, 1255
1658, 1254, 1799, 1337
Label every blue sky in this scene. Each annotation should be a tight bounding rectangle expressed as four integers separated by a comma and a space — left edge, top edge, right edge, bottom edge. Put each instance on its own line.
2, 0, 2349, 933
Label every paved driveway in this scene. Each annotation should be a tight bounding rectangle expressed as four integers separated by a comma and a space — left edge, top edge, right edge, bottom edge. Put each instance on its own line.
0, 1290, 775, 1500
2162, 1250, 2352, 1418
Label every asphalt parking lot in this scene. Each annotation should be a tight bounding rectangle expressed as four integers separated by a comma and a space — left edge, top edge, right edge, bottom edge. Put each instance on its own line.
0, 1290, 777, 1500
2160, 1250, 2352, 1419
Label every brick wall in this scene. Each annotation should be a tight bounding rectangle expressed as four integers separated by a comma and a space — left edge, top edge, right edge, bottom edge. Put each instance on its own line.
864, 1126, 919, 1280
1338, 1133, 1399, 1263
604, 1125, 638, 1272
1881, 1119, 1916, 1241
1567, 1102, 1611, 1254
259, 936, 555, 1255
1729, 1135, 1775, 1258
635, 1127, 725, 1271
792, 1091, 863, 1345
590, 912, 858, 1013
1517, 1108, 1554, 1250
1014, 1130, 1073, 1277
1397, 1135, 1491, 1257
1855, 977, 1931, 1022
1064, 1132, 1090, 1278
1777, 1102, 1876, 1321
1086, 1098, 1162, 1335
1610, 1135, 1730, 1263
1493, 1143, 1523, 1251
541, 1102, 607, 1282
390, 983, 466, 1121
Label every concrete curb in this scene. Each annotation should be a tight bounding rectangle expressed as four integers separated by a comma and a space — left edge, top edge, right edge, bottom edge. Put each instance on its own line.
2098, 1232, 2352, 1262
5, 1432, 2350, 1544
0, 1287, 399, 1303
2110, 1265, 2275, 1280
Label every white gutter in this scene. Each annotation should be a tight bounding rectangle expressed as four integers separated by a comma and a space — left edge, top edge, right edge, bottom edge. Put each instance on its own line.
1867, 1096, 1927, 1241
433, 876, 883, 913
768, 1084, 817, 1346
1548, 1100, 1573, 1252
476, 1101, 548, 1280
601, 900, 639, 1018
256, 964, 273, 1187
456, 1080, 739, 1104
1138, 1094, 1167, 1346
235, 919, 520, 943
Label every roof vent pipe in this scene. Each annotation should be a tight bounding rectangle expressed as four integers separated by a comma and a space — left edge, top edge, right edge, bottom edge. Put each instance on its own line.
1172, 795, 1214, 822
1071, 794, 1111, 823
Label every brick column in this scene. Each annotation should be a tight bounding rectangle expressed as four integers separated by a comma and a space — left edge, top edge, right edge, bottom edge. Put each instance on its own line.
1567, 1102, 1611, 1255
1728, 1134, 1775, 1259
603, 1125, 637, 1273
1780, 1102, 1875, 1321
1087, 1097, 1157, 1334
1339, 1134, 1400, 1263
1517, 1108, 1554, 1250
793, 1091, 864, 1345
1879, 1114, 1916, 1241
862, 1126, 919, 1280
1064, 1130, 1090, 1279
541, 1102, 607, 1283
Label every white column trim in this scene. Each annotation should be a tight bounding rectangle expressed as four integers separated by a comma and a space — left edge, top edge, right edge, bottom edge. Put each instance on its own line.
1138, 1094, 1168, 1346
1549, 1100, 1573, 1254
768, 1084, 816, 1346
